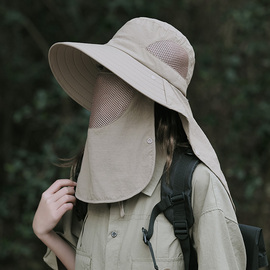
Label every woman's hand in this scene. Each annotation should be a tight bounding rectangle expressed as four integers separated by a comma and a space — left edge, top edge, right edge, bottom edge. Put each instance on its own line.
32, 179, 77, 239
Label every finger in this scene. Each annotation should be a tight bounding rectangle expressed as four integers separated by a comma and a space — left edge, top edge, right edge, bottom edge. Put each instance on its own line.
46, 179, 76, 195
56, 202, 74, 218
52, 186, 76, 202
55, 194, 76, 210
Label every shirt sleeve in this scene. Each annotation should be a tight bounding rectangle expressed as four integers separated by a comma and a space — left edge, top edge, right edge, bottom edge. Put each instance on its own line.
191, 164, 246, 270
43, 209, 82, 269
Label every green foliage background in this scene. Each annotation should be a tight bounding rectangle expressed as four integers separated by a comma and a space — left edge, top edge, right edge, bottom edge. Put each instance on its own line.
0, 0, 269, 269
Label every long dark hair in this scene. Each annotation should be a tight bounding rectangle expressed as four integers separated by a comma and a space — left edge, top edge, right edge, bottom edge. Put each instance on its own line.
154, 102, 189, 171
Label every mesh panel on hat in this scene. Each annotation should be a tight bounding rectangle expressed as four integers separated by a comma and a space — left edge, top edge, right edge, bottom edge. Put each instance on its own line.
89, 72, 135, 128
146, 40, 189, 79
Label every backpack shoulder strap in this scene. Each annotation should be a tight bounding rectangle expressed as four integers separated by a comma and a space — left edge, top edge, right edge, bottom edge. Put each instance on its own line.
168, 149, 200, 270
142, 148, 200, 270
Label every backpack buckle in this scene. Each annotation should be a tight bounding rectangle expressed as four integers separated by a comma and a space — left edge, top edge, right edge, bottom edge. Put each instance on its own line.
142, 228, 159, 270
174, 221, 189, 240
142, 227, 149, 244
170, 193, 185, 205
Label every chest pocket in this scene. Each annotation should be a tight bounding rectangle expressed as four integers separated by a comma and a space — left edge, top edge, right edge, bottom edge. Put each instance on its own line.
75, 250, 91, 270
155, 215, 182, 258
132, 215, 183, 270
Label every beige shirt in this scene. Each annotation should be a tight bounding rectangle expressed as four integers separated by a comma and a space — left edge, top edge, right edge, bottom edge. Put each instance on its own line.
44, 162, 246, 270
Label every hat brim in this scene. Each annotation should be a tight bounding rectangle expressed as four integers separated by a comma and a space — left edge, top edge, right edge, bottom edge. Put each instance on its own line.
48, 42, 189, 117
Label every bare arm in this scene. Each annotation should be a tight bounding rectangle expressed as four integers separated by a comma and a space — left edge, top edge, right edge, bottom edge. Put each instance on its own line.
33, 179, 77, 270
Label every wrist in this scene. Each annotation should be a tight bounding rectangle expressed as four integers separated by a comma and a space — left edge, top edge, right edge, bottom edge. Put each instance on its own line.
35, 229, 56, 242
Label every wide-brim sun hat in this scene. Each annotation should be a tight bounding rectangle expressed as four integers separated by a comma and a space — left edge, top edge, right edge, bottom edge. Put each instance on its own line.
48, 17, 232, 199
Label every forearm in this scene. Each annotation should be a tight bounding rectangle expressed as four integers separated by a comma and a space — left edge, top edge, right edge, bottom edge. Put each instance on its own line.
38, 230, 75, 270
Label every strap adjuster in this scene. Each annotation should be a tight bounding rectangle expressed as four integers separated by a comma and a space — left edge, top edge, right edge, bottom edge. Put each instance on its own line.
174, 221, 189, 240
170, 193, 185, 205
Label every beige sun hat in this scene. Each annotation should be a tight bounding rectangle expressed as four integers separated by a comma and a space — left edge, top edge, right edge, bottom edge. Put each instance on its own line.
48, 17, 232, 199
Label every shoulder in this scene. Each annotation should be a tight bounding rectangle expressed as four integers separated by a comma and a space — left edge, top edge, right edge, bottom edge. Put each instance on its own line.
191, 163, 237, 222
192, 163, 224, 196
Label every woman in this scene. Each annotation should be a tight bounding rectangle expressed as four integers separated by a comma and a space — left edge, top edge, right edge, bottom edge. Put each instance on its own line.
33, 17, 246, 269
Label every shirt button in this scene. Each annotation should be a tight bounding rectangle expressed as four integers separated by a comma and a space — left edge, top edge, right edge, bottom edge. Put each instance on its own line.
147, 138, 153, 144
111, 231, 117, 238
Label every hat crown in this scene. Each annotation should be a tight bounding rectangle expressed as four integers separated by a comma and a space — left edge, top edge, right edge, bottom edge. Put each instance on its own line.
107, 17, 195, 96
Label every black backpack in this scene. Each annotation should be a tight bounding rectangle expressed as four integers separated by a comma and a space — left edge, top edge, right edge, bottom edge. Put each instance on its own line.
143, 148, 269, 270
